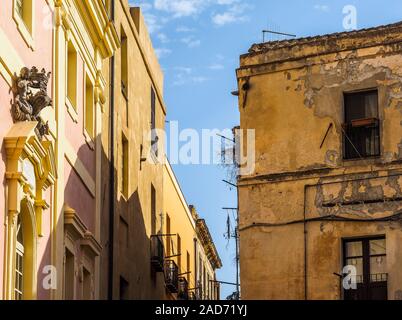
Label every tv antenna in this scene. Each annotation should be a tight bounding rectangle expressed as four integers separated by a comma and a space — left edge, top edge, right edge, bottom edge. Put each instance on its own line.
262, 30, 297, 42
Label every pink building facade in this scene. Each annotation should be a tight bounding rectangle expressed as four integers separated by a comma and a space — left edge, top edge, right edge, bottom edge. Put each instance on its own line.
0, 0, 117, 300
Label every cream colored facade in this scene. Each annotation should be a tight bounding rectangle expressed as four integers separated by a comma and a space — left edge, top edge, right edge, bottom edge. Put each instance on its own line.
99, 2, 222, 300
236, 22, 402, 300
99, 1, 167, 300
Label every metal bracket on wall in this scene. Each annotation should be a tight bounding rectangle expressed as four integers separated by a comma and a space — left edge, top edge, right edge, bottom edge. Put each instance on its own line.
320, 123, 333, 149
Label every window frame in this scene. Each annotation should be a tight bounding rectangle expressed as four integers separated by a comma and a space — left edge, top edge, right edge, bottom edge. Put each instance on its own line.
342, 89, 381, 160
66, 41, 79, 120
120, 133, 129, 198
150, 86, 158, 156
120, 26, 128, 101
15, 216, 24, 300
13, 0, 35, 50
342, 235, 387, 300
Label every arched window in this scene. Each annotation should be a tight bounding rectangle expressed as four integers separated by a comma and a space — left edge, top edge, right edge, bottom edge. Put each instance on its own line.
15, 215, 24, 300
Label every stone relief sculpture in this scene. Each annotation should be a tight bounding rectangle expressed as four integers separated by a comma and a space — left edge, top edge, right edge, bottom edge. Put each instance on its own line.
11, 67, 52, 139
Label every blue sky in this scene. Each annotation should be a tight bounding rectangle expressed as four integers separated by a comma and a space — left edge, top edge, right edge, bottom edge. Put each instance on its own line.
129, 0, 402, 299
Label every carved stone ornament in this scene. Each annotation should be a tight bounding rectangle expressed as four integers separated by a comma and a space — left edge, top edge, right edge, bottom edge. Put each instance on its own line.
11, 67, 52, 139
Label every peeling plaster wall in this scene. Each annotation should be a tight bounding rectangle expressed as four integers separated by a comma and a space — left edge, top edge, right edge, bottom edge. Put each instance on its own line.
237, 28, 402, 300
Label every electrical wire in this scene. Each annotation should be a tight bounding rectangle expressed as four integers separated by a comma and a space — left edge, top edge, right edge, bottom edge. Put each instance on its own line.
239, 211, 402, 232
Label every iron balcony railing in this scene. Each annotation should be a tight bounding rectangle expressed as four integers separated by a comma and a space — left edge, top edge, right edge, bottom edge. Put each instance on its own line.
150, 235, 164, 272
196, 281, 203, 300
164, 260, 179, 293
188, 291, 197, 300
177, 277, 189, 300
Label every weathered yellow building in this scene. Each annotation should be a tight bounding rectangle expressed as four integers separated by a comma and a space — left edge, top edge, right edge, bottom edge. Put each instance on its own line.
236, 22, 402, 300
163, 161, 222, 300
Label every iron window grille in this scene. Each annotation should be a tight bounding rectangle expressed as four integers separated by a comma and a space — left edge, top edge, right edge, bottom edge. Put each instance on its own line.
150, 235, 164, 272
343, 90, 380, 160
164, 260, 179, 293
177, 277, 189, 300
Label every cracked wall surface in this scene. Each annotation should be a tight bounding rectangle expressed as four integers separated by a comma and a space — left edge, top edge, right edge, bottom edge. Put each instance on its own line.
237, 24, 402, 300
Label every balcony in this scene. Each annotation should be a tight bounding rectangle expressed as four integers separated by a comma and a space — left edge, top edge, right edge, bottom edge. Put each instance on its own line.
150, 235, 164, 272
196, 281, 203, 300
177, 277, 189, 300
188, 291, 197, 300
164, 260, 179, 293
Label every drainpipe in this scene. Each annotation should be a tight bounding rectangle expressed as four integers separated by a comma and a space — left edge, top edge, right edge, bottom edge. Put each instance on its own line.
108, 0, 115, 300
303, 184, 308, 300
194, 238, 198, 293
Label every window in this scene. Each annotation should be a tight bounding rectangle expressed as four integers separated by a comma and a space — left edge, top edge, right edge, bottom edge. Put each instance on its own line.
64, 249, 75, 300
177, 234, 182, 272
119, 277, 129, 300
121, 134, 129, 197
343, 236, 387, 300
15, 215, 24, 300
151, 87, 158, 155
343, 90, 380, 159
119, 217, 129, 249
151, 184, 156, 235
67, 42, 78, 109
186, 252, 191, 284
85, 74, 95, 140
121, 28, 128, 99
16, 0, 24, 18
203, 266, 206, 300
14, 0, 34, 46
82, 268, 92, 300
166, 214, 171, 257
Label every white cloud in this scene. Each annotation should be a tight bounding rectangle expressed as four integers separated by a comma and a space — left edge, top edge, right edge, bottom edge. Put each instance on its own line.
212, 3, 251, 26
215, 54, 225, 60
171, 66, 208, 86
154, 0, 207, 18
152, 0, 245, 19
176, 26, 196, 33
142, 12, 163, 34
134, 1, 153, 12
216, 0, 238, 4
181, 36, 201, 48
174, 66, 193, 74
208, 63, 224, 70
154, 48, 172, 58
314, 4, 330, 12
157, 33, 170, 43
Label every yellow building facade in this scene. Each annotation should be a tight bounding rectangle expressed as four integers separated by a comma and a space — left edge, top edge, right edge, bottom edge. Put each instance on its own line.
163, 161, 222, 300
236, 22, 402, 300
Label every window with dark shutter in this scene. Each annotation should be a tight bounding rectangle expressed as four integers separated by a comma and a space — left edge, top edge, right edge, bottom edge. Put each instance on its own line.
343, 90, 380, 159
151, 87, 158, 155
343, 237, 387, 300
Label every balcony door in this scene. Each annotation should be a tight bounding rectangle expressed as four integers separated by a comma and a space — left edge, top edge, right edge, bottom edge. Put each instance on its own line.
343, 237, 387, 300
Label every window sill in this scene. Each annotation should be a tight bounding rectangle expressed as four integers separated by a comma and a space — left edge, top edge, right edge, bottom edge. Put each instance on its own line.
66, 98, 78, 123
119, 192, 128, 202
13, 12, 34, 51
83, 129, 95, 150
150, 150, 159, 164
342, 155, 382, 166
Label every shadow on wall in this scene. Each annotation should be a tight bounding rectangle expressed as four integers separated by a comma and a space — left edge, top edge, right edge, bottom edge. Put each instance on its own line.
58, 137, 166, 300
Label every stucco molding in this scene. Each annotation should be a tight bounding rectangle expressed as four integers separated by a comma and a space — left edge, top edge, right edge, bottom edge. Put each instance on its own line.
3, 122, 56, 299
